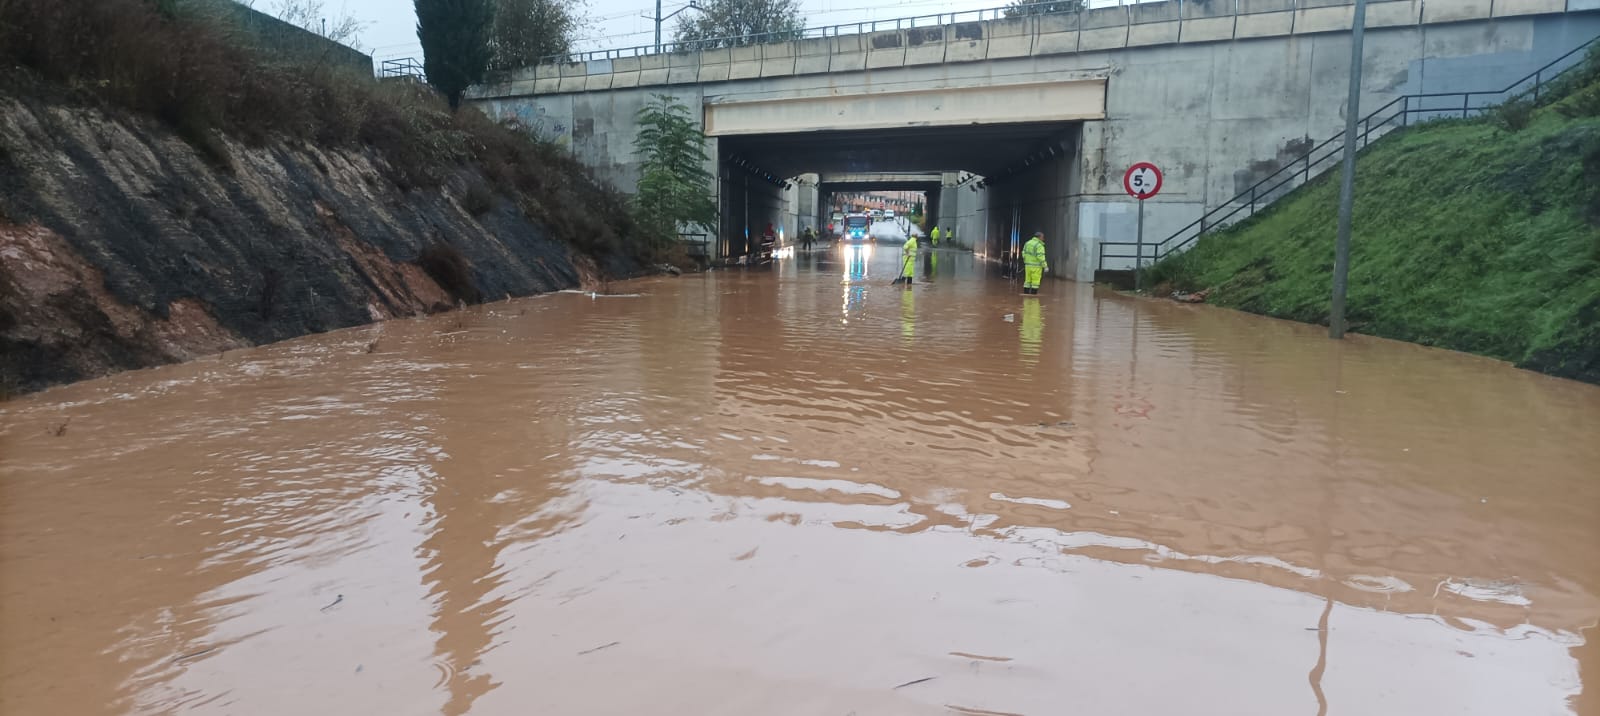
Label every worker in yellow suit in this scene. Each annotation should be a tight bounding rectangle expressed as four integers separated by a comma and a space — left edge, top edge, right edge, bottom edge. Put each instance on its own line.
897, 233, 918, 285
1022, 231, 1048, 295
930, 225, 941, 247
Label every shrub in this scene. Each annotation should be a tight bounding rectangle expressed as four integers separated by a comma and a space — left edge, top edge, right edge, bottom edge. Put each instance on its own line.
0, 0, 652, 271
1490, 96, 1535, 132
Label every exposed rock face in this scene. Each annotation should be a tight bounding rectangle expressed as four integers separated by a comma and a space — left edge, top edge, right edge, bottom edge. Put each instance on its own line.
0, 85, 604, 394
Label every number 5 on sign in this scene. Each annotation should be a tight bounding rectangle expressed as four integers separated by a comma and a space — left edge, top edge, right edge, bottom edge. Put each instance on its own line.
1123, 162, 1163, 291
1123, 162, 1162, 199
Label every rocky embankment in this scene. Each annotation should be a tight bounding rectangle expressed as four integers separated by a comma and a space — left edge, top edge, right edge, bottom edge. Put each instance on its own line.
0, 79, 622, 395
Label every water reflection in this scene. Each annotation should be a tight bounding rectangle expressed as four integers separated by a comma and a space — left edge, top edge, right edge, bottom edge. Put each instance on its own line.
2, 246, 1598, 715
1019, 297, 1042, 364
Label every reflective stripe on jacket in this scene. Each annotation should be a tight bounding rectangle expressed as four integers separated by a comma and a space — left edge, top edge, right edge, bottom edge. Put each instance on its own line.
1022, 238, 1048, 269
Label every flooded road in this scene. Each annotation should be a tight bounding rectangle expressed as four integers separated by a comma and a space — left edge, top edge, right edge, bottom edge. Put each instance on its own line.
3, 245, 1599, 715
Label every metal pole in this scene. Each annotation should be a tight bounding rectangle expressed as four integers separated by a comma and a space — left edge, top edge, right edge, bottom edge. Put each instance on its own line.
1329, 0, 1367, 339
1135, 197, 1146, 291
655, 0, 662, 52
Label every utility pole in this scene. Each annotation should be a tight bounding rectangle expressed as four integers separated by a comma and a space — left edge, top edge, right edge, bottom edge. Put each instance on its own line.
648, 0, 701, 53
1329, 0, 1368, 339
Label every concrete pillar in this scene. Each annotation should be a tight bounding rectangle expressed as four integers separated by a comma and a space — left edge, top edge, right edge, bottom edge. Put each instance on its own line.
935, 171, 962, 247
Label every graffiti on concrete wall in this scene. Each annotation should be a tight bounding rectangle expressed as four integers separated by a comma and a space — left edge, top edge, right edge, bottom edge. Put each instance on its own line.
481, 100, 572, 151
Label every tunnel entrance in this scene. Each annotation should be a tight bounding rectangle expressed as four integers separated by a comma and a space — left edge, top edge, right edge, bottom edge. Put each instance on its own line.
712, 121, 1082, 272
701, 77, 1104, 272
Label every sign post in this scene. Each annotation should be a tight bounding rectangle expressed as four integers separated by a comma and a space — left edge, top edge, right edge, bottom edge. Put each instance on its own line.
1122, 162, 1163, 291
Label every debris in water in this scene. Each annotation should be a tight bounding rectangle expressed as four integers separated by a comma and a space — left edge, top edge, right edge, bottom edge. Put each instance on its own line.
171, 647, 216, 663
577, 641, 621, 656
320, 594, 344, 612
1002, 314, 1015, 322
49, 419, 70, 437
364, 339, 379, 354
893, 676, 936, 689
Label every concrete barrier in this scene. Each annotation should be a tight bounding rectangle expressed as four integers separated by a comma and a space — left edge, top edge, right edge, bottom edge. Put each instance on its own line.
1367, 0, 1423, 27
1182, 15, 1236, 41
1424, 0, 1493, 22
486, 0, 1594, 99
867, 31, 907, 68
1081, 25, 1131, 50
1297, 4, 1356, 32
1128, 21, 1181, 46
1235, 10, 1295, 37
1497, 0, 1566, 15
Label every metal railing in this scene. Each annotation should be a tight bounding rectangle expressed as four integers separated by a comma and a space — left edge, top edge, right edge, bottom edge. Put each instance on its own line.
679, 232, 711, 257
536, 0, 1327, 66
379, 57, 425, 80
1097, 33, 1600, 272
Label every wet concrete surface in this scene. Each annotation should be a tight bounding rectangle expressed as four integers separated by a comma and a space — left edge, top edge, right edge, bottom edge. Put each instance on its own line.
3, 245, 1599, 715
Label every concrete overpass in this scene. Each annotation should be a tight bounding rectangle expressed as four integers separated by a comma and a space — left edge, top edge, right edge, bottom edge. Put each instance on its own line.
473, 0, 1600, 276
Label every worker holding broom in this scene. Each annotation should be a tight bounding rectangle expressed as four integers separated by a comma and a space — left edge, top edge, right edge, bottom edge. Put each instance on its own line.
895, 232, 918, 285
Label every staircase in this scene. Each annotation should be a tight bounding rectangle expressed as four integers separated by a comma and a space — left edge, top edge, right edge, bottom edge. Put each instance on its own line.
1096, 34, 1600, 274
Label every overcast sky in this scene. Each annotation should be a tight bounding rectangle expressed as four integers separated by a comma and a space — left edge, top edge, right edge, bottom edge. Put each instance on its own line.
314, 0, 1026, 64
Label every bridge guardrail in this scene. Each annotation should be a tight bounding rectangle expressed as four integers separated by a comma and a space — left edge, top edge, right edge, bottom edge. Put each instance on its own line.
534, 0, 1406, 66
1097, 32, 1600, 274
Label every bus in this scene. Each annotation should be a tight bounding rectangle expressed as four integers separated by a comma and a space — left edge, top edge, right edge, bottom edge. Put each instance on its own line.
843, 214, 871, 241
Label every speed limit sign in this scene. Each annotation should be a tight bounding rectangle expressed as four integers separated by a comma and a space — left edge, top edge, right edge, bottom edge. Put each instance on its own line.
1123, 162, 1163, 199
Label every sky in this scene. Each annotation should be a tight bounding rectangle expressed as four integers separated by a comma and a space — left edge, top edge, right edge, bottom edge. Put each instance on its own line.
308, 0, 1028, 67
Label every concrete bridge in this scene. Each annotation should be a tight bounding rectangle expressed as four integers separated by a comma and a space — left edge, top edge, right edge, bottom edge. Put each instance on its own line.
473, 0, 1600, 278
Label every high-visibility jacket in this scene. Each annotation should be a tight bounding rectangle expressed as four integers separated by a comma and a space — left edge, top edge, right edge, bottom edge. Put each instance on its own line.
1022, 237, 1049, 271
930, 227, 941, 245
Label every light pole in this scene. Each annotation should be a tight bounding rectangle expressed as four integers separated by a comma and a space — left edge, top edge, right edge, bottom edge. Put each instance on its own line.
1329, 0, 1368, 339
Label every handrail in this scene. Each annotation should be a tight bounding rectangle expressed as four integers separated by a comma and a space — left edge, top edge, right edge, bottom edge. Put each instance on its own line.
1098, 32, 1600, 272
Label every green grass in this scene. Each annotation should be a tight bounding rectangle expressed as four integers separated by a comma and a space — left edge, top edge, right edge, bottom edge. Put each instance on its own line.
1146, 77, 1600, 384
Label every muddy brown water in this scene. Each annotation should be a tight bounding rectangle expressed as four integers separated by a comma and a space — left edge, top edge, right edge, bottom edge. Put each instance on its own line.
3, 246, 1599, 715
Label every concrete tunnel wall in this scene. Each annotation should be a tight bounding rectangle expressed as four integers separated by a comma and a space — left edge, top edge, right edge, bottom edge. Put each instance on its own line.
471, 11, 1600, 275
718, 168, 788, 257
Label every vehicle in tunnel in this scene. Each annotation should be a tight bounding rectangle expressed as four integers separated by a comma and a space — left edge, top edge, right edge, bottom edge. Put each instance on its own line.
844, 214, 870, 242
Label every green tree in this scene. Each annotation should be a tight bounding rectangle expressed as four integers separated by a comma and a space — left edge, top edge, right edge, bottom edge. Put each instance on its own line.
489, 0, 581, 72
1003, 0, 1083, 17
414, 0, 494, 109
632, 94, 715, 246
672, 0, 803, 50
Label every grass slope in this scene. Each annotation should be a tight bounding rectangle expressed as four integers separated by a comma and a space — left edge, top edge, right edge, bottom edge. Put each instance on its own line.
1148, 68, 1600, 384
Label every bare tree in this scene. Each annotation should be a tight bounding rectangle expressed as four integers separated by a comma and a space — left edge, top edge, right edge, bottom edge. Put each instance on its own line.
270, 0, 368, 50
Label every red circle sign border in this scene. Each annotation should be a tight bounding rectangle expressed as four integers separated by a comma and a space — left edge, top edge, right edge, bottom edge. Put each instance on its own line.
1123, 162, 1163, 199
